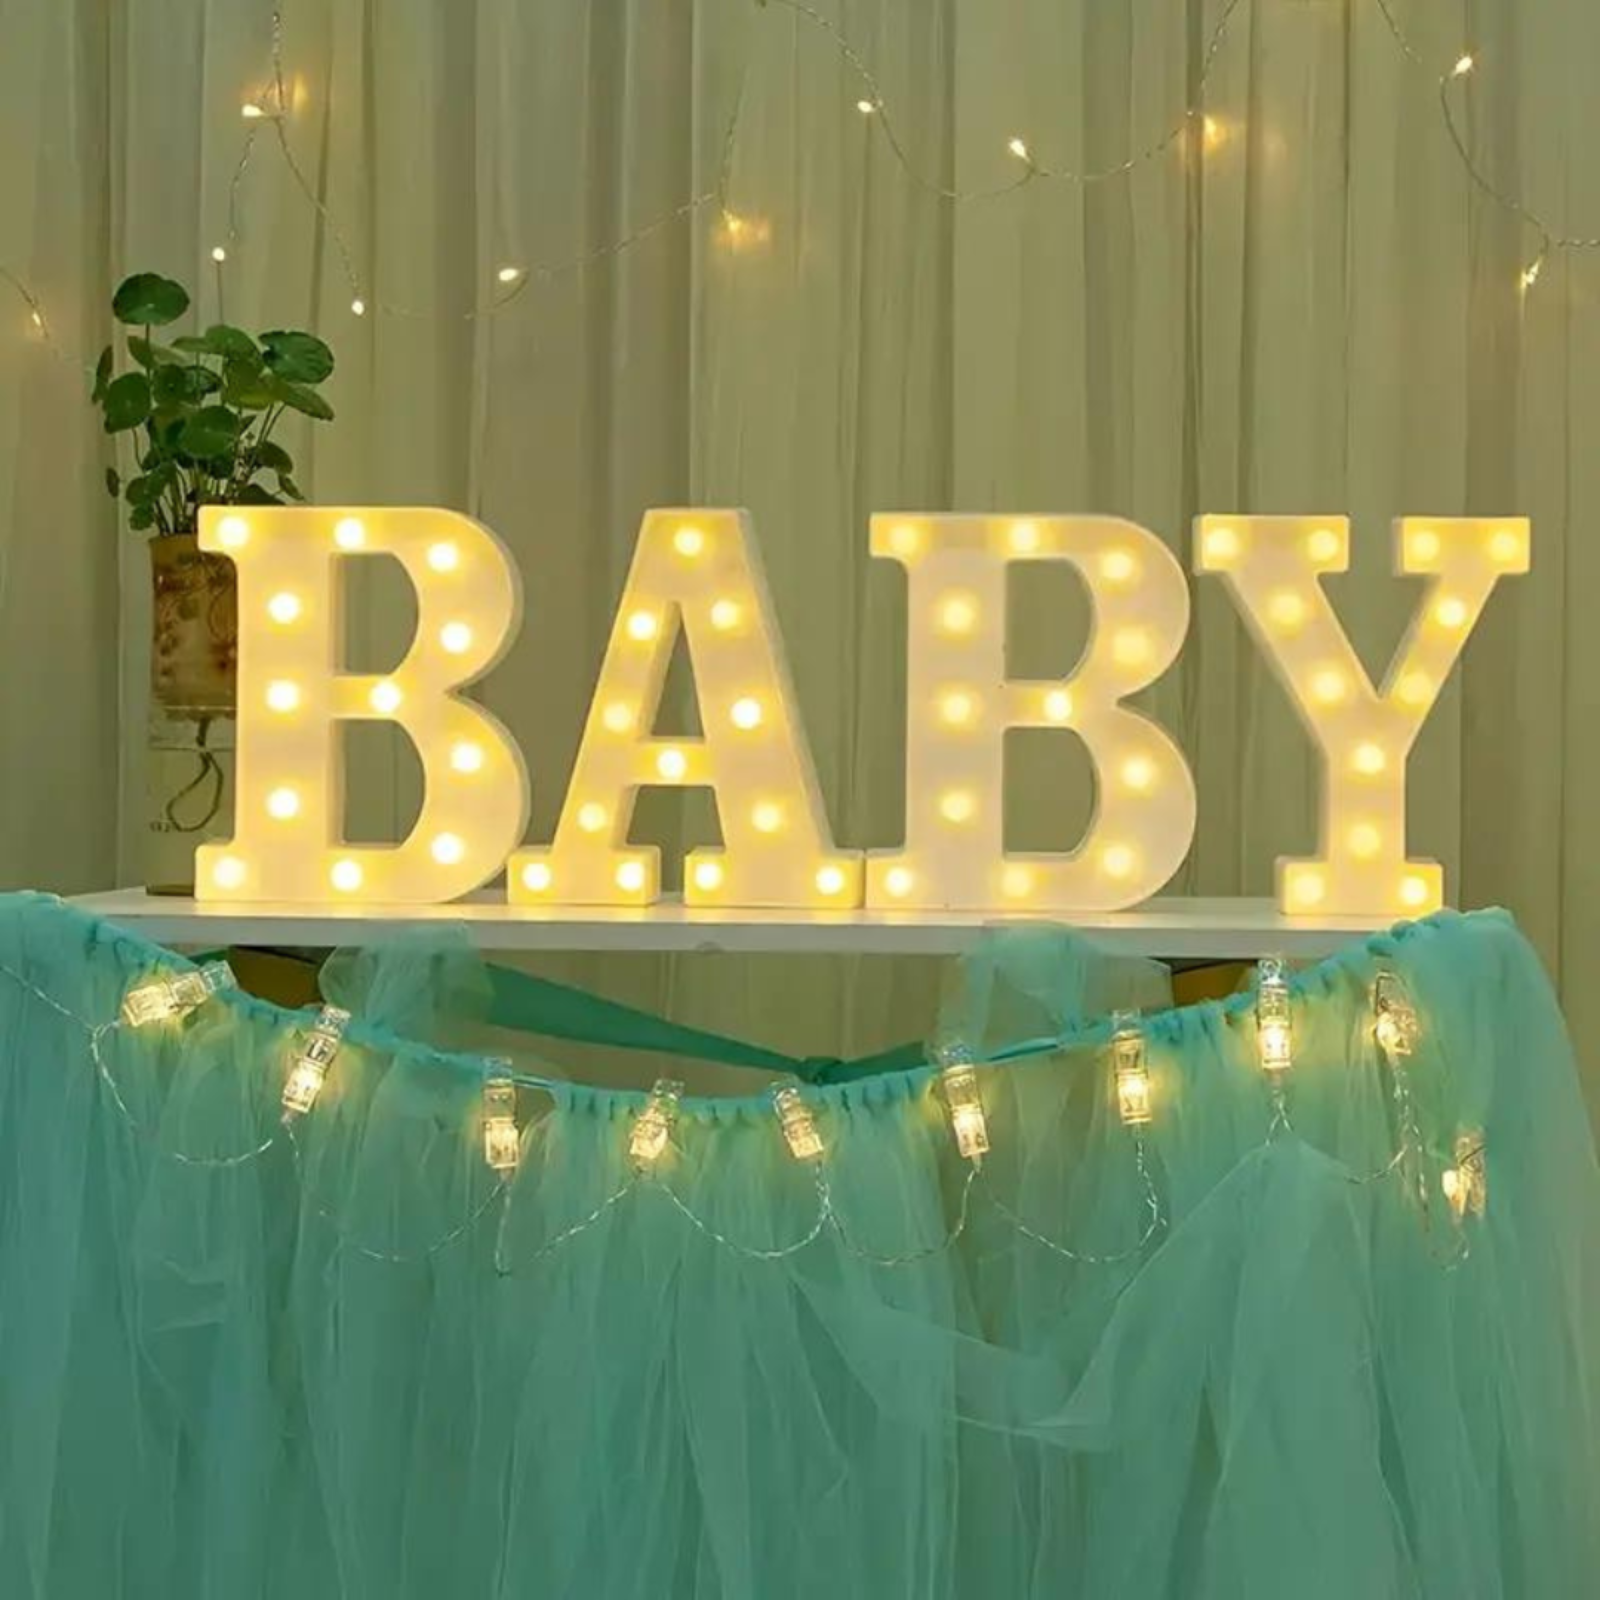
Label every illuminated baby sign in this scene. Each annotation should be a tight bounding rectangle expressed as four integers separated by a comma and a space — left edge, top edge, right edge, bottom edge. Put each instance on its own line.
196, 505, 1528, 918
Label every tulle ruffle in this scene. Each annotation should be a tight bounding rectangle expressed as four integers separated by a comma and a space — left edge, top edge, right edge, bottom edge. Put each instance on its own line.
0, 892, 1594, 1598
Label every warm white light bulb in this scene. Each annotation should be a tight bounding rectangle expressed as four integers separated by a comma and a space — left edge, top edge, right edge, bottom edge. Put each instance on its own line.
856, 98, 877, 115
266, 786, 301, 821
1291, 870, 1326, 907
656, 747, 688, 780
211, 245, 228, 264
426, 541, 460, 573
692, 860, 724, 892
1043, 687, 1074, 723
940, 689, 977, 727
889, 523, 921, 558
369, 681, 403, 715
601, 701, 635, 734
496, 265, 522, 284
330, 858, 363, 893
1100, 549, 1138, 584
522, 862, 552, 892
730, 697, 763, 730
1435, 596, 1469, 629
1310, 668, 1347, 706
350, 298, 366, 316
1488, 528, 1525, 564
626, 610, 659, 642
1120, 756, 1155, 793
439, 621, 473, 654
1307, 527, 1343, 563
267, 591, 301, 624
615, 861, 646, 893
1101, 843, 1136, 879
884, 866, 914, 899
217, 515, 249, 549
815, 865, 846, 896
673, 525, 705, 558
1112, 628, 1151, 667
450, 740, 485, 774
1007, 136, 1031, 161
1349, 822, 1382, 859
266, 680, 300, 713
938, 594, 978, 635
1409, 528, 1441, 562
334, 517, 366, 550
212, 856, 247, 890
709, 598, 741, 631
1267, 590, 1308, 630
1396, 670, 1433, 708
939, 789, 976, 824
1203, 526, 1240, 564
1351, 742, 1387, 776
1399, 874, 1432, 908
577, 802, 608, 833
1452, 52, 1475, 77
752, 801, 784, 834
241, 101, 265, 119
1001, 863, 1034, 898
431, 833, 466, 865
1009, 520, 1041, 554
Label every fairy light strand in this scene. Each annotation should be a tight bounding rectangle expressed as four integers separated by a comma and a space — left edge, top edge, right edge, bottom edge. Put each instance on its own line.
7, 0, 1596, 354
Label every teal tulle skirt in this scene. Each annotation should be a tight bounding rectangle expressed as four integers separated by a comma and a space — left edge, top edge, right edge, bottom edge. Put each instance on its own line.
0, 890, 1596, 1598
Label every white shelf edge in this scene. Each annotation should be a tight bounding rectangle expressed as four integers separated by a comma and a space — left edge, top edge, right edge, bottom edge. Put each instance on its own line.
63, 889, 1394, 960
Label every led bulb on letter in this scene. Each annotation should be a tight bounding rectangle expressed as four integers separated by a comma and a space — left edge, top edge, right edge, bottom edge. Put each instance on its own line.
868, 515, 1196, 910
196, 507, 528, 903
511, 510, 860, 907
1195, 515, 1529, 917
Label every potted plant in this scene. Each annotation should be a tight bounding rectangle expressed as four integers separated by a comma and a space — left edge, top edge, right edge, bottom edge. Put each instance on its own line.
91, 271, 336, 890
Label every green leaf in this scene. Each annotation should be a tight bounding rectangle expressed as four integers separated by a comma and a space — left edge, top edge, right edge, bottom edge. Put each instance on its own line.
268, 376, 335, 421
92, 345, 113, 404
260, 329, 334, 384
172, 323, 259, 361
102, 372, 152, 432
277, 474, 305, 501
153, 363, 220, 406
104, 466, 121, 499
235, 483, 285, 506
111, 273, 190, 327
179, 405, 243, 458
129, 504, 156, 532
252, 439, 293, 472
127, 336, 184, 369
223, 360, 276, 409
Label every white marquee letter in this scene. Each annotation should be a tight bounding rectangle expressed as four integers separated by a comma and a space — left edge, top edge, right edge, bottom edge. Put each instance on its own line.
1195, 514, 1529, 917
195, 506, 528, 903
509, 509, 861, 907
868, 515, 1196, 910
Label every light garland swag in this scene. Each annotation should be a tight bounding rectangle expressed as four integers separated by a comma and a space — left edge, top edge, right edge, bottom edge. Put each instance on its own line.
1, 898, 1476, 1275
2, 0, 1585, 359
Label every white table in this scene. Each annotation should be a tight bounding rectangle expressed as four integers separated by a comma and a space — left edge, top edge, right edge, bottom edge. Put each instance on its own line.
68, 890, 1389, 961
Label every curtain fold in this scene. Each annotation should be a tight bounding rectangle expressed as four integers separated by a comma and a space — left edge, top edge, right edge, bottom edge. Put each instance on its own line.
0, 0, 1595, 1096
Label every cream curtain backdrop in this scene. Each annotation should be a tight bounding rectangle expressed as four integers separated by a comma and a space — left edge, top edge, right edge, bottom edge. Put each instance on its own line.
0, 0, 1596, 1094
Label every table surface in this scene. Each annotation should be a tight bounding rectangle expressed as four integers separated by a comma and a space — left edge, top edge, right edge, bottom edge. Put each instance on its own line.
66, 889, 1393, 961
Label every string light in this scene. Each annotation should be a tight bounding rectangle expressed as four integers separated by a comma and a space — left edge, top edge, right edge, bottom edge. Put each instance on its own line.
1451, 53, 1475, 78
495, 266, 522, 285
210, 246, 228, 264
629, 1079, 683, 1168
935, 1042, 990, 1163
281, 1004, 350, 1118
1255, 956, 1292, 1073
1111, 1011, 1152, 1127
773, 1083, 825, 1160
1373, 971, 1419, 1058
1441, 1130, 1486, 1219
119, 960, 235, 1027
482, 1064, 521, 1172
